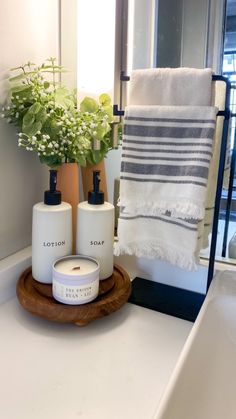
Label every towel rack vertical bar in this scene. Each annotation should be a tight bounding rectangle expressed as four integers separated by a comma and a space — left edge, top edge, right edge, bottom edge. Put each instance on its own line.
221, 110, 236, 257
206, 75, 231, 290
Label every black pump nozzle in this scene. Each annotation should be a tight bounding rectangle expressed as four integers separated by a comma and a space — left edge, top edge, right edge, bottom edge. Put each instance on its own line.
44, 169, 61, 205
88, 170, 104, 205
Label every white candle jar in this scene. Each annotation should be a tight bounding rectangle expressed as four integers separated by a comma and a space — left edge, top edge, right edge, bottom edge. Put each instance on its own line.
52, 255, 100, 305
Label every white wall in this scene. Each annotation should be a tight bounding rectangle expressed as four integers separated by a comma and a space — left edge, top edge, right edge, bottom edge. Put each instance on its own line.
0, 0, 59, 260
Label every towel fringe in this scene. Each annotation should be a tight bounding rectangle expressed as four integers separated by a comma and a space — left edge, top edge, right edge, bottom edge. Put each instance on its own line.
114, 240, 198, 271
119, 200, 205, 221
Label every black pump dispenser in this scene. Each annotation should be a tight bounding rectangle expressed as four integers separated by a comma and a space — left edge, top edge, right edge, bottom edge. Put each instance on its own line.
88, 170, 104, 205
44, 170, 61, 205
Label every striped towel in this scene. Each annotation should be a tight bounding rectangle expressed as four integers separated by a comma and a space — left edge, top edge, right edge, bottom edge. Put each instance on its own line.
119, 105, 218, 220
114, 105, 218, 270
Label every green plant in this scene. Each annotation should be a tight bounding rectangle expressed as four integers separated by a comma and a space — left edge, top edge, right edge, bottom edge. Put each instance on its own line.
1, 58, 115, 168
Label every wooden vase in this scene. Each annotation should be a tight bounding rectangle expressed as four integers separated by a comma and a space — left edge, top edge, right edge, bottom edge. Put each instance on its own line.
81, 160, 108, 201
57, 163, 79, 254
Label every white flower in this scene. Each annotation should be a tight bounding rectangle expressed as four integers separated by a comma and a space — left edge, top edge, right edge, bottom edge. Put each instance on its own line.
32, 135, 37, 141
37, 130, 41, 134
15, 113, 19, 118
93, 131, 97, 136
40, 145, 45, 151
51, 152, 54, 155
48, 143, 53, 149
16, 96, 19, 99
7, 106, 10, 110
2, 107, 5, 111
1, 113, 5, 118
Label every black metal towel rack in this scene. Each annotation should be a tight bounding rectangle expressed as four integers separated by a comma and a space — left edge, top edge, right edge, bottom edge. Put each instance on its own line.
113, 72, 231, 294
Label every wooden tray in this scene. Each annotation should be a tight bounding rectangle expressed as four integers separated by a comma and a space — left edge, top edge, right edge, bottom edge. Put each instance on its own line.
16, 264, 131, 326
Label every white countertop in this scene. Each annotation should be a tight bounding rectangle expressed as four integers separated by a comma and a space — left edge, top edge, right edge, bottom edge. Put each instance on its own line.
0, 297, 192, 419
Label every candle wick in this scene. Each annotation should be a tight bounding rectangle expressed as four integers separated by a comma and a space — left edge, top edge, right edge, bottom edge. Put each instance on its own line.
72, 266, 81, 271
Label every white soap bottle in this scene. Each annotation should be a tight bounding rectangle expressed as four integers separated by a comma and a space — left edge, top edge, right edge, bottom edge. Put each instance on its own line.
32, 170, 72, 284
76, 170, 114, 280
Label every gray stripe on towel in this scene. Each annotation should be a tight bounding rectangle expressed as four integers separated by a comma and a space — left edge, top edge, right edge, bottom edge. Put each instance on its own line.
125, 116, 216, 124
120, 176, 207, 187
122, 146, 212, 156
121, 161, 209, 179
121, 154, 211, 163
122, 139, 212, 147
124, 124, 215, 139
120, 214, 198, 231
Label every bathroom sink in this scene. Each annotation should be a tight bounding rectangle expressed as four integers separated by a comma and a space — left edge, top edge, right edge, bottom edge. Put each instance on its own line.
154, 270, 236, 419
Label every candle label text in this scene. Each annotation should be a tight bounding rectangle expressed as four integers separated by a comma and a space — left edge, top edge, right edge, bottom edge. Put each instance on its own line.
53, 278, 99, 303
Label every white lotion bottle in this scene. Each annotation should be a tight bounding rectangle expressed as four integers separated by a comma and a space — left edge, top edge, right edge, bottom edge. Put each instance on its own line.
32, 170, 72, 284
76, 170, 114, 280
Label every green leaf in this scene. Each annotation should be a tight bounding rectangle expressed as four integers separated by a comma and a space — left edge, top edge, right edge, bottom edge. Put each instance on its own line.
43, 118, 60, 139
95, 124, 110, 141
76, 155, 87, 166
29, 102, 42, 114
11, 85, 31, 93
43, 81, 50, 89
80, 97, 99, 113
40, 65, 66, 70
99, 93, 111, 106
40, 69, 67, 74
90, 149, 104, 165
54, 87, 74, 109
35, 107, 47, 124
39, 155, 62, 168
103, 105, 113, 120
23, 110, 35, 127
23, 121, 42, 136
